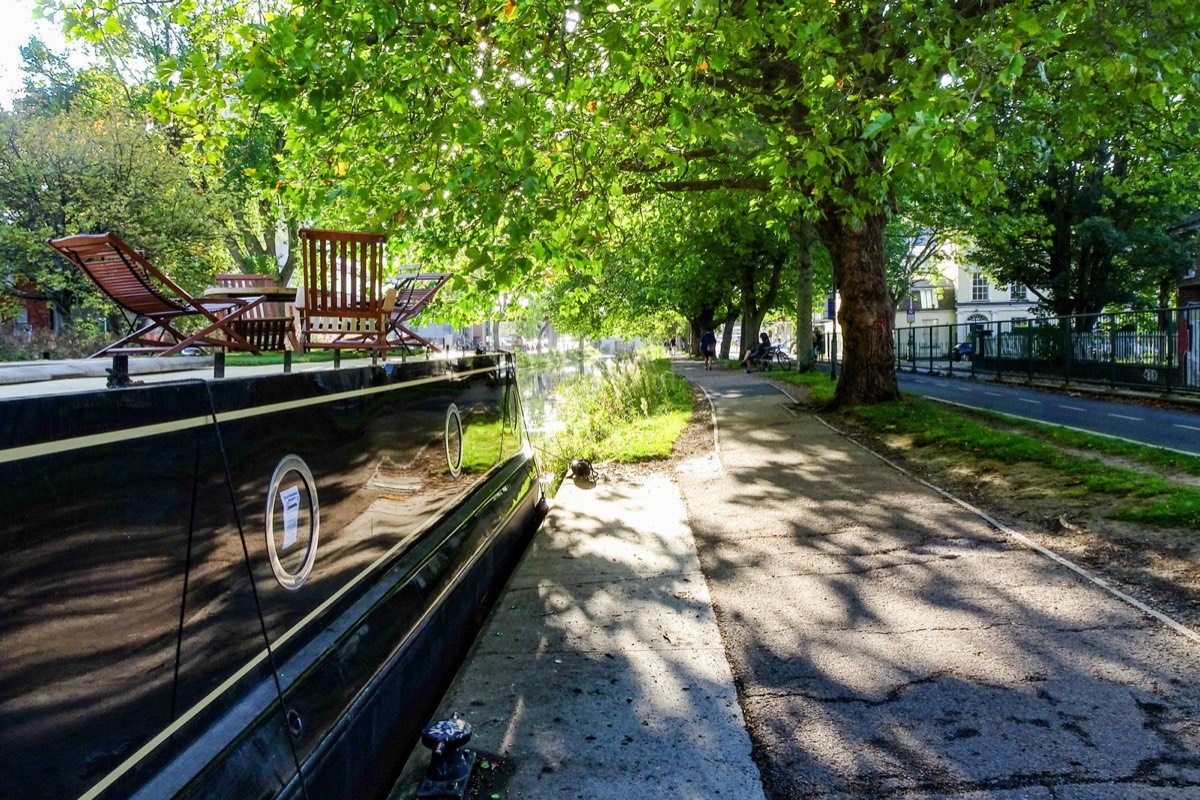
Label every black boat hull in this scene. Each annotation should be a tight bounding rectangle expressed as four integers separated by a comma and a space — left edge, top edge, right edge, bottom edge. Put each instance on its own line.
0, 354, 544, 800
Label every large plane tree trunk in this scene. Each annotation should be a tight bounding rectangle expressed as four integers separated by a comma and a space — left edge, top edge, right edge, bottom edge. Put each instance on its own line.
819, 208, 900, 406
719, 320, 735, 360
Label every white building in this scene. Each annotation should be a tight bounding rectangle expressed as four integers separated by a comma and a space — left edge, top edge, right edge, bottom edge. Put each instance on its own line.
943, 243, 1039, 328
814, 241, 1040, 360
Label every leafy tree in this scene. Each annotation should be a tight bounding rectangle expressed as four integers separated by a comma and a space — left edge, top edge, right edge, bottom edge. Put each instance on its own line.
0, 102, 231, 325
60, 0, 1200, 405
945, 4, 1200, 325
963, 135, 1197, 325
42, 0, 302, 284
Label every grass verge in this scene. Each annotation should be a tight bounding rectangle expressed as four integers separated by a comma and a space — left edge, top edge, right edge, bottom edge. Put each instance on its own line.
540, 354, 692, 485
769, 368, 839, 405
768, 369, 1200, 532
773, 371, 1200, 530
846, 398, 1200, 528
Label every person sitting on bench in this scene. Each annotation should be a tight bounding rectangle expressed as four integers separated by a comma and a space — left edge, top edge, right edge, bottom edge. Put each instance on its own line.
743, 332, 771, 372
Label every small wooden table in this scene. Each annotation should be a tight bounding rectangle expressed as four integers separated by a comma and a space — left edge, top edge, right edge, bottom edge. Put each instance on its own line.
199, 285, 300, 353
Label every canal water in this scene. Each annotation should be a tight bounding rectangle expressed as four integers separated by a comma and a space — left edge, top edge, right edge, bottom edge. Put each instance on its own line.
515, 355, 602, 489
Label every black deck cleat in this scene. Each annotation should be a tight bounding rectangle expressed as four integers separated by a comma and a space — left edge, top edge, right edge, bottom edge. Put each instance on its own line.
416, 714, 475, 798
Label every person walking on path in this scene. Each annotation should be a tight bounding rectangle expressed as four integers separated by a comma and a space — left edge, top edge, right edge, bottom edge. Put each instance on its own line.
700, 328, 717, 370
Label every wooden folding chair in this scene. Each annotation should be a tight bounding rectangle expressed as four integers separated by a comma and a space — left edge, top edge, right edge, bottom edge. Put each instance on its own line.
387, 270, 451, 353
294, 229, 395, 354
46, 232, 256, 357
213, 274, 295, 351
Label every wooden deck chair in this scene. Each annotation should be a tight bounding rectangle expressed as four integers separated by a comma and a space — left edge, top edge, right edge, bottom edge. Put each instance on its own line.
213, 274, 295, 351
46, 232, 256, 357
387, 269, 451, 352
294, 229, 396, 354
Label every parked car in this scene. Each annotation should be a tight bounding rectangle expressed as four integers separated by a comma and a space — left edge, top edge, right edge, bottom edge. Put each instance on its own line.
952, 340, 972, 361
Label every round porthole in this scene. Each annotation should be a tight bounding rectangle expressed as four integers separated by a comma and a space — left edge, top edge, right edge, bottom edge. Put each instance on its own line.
265, 455, 320, 590
445, 403, 463, 477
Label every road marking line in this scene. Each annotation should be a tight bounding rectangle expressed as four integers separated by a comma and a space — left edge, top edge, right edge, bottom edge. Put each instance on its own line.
814, 415, 1200, 647
1018, 398, 1041, 404
983, 391, 1003, 397
1174, 424, 1200, 432
954, 386, 973, 391
1059, 405, 1087, 412
1108, 413, 1143, 422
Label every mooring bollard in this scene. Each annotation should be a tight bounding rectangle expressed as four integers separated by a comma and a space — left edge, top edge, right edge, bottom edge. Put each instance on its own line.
416, 714, 475, 798
106, 354, 131, 388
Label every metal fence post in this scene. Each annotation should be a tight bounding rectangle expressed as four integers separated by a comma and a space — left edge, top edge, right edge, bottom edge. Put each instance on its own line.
927, 325, 934, 373
970, 328, 977, 379
1168, 308, 1176, 393
1109, 314, 1117, 388
994, 320, 1002, 381
1026, 324, 1034, 382
1065, 316, 1075, 386
831, 331, 838, 380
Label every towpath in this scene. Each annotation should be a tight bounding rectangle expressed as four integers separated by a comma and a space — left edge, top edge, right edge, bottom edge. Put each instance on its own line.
395, 362, 1200, 799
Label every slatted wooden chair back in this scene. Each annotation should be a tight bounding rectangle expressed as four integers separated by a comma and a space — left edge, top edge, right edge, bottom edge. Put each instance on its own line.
214, 273, 292, 351
388, 270, 452, 352
46, 232, 223, 356
296, 228, 393, 352
48, 233, 193, 320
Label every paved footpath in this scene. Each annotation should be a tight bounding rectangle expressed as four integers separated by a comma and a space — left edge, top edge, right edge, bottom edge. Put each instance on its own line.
391, 463, 765, 799
395, 362, 1200, 799
675, 361, 1200, 799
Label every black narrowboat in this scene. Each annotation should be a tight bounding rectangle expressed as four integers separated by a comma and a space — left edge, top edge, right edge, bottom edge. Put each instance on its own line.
0, 353, 545, 799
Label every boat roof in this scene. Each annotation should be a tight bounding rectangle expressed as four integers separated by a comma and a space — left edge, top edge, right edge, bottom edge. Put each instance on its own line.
0, 354, 458, 401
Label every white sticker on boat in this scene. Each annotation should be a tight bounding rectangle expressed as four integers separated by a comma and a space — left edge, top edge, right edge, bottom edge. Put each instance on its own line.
280, 485, 301, 549
265, 455, 320, 591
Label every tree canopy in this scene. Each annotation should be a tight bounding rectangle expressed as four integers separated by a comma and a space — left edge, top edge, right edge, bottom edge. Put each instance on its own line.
38, 0, 1200, 403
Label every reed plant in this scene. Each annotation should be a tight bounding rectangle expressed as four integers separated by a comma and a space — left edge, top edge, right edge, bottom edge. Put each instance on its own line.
544, 352, 692, 475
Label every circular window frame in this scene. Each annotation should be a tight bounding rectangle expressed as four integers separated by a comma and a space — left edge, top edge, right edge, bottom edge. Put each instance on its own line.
264, 454, 320, 591
445, 403, 464, 477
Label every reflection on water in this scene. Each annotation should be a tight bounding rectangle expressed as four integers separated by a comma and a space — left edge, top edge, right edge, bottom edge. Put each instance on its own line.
516, 357, 602, 472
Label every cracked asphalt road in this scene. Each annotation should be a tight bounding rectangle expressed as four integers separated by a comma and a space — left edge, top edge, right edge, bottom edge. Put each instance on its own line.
673, 362, 1200, 799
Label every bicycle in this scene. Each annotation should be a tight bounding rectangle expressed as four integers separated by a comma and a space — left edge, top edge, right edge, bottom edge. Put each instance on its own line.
767, 344, 792, 369
747, 344, 792, 371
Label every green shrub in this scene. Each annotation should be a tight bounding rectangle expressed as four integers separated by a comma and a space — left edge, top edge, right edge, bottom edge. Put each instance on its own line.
542, 353, 692, 480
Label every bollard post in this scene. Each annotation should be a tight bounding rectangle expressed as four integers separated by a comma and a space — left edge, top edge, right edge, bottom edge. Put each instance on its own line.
214, 352, 225, 380
416, 715, 475, 799
283, 351, 292, 374
106, 354, 131, 388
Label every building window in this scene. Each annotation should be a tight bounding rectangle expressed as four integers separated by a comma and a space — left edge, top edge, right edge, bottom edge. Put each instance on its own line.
1010, 283, 1027, 302
971, 272, 989, 302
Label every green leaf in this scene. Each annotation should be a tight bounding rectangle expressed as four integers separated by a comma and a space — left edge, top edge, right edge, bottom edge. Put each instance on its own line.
862, 111, 892, 140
